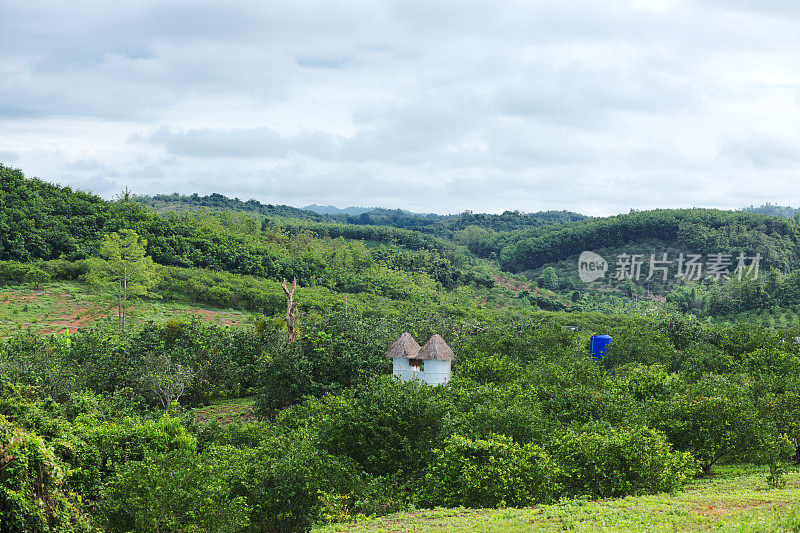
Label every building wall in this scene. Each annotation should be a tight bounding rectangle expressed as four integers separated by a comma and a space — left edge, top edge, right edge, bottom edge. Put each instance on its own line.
392, 357, 450, 385
422, 359, 451, 385
392, 357, 420, 382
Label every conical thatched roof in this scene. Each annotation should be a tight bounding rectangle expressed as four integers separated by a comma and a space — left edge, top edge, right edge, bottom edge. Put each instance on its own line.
386, 332, 421, 358
416, 334, 455, 361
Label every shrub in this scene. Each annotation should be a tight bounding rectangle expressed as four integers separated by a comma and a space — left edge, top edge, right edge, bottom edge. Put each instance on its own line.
420, 434, 560, 508
63, 413, 197, 501
455, 355, 522, 385
0, 415, 91, 532
0, 261, 32, 284
651, 376, 761, 475
310, 376, 449, 478
551, 422, 698, 498
22, 268, 50, 287
211, 437, 361, 533
447, 384, 550, 445
100, 449, 249, 533
762, 434, 795, 489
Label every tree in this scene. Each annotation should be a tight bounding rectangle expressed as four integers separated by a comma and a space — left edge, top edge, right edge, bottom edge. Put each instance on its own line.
282, 277, 299, 343
539, 266, 559, 290
652, 376, 762, 475
420, 434, 560, 508
87, 230, 158, 337
140, 353, 195, 410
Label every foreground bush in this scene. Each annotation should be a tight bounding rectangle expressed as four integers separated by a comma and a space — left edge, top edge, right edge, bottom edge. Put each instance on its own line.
99, 449, 249, 532
310, 377, 449, 478
420, 434, 560, 508
0, 415, 90, 532
552, 422, 698, 498
652, 376, 762, 475
212, 437, 361, 533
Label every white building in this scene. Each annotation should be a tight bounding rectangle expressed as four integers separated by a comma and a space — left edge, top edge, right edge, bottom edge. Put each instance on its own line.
386, 332, 454, 385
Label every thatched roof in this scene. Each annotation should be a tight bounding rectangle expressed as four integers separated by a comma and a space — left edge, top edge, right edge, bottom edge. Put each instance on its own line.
386, 332, 421, 359
416, 334, 455, 361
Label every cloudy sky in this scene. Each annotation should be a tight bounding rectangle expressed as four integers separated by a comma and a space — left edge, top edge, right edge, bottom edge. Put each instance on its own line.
1, 1, 798, 215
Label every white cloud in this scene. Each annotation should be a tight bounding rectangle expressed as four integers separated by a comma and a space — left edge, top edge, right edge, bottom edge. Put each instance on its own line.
0, 0, 799, 215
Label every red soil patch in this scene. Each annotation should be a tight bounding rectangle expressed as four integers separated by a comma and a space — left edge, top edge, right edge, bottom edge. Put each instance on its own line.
691, 501, 769, 516
174, 308, 248, 327
45, 308, 108, 333
2, 290, 109, 334
2, 289, 249, 335
5, 292, 42, 303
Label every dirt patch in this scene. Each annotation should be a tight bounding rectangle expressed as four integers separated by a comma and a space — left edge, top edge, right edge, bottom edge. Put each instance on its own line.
44, 308, 108, 333
174, 308, 248, 327
493, 275, 533, 295
1, 289, 109, 334
1, 287, 251, 336
691, 501, 770, 516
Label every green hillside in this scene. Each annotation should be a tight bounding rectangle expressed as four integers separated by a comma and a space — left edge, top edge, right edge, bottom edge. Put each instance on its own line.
134, 192, 333, 221
3, 164, 800, 532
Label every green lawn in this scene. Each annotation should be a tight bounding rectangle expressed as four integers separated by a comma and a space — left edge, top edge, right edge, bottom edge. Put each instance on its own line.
0, 281, 254, 337
316, 466, 800, 532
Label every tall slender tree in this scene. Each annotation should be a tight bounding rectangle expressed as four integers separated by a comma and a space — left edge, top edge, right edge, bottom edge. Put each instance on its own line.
87, 229, 158, 337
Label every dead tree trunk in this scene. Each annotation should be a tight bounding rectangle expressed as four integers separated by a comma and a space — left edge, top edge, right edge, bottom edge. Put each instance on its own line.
282, 277, 299, 343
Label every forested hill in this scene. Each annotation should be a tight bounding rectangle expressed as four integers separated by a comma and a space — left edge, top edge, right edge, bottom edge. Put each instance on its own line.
6, 162, 800, 299
0, 164, 496, 300
134, 192, 332, 222
134, 191, 587, 236
457, 208, 800, 274
742, 203, 800, 219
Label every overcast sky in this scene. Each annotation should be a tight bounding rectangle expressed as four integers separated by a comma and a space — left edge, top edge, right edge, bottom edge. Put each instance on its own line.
1, 1, 798, 215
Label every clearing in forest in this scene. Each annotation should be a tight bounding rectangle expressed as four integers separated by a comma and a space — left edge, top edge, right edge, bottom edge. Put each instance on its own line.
0, 282, 253, 337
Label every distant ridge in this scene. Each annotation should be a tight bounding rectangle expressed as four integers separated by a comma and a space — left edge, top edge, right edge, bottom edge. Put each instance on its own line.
741, 203, 800, 219
302, 204, 375, 216
133, 192, 330, 221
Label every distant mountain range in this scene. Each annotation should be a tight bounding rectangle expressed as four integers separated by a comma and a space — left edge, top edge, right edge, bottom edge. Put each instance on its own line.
301, 204, 375, 216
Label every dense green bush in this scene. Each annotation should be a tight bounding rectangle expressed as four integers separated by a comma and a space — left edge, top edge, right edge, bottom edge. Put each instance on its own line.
420, 434, 560, 508
447, 383, 550, 445
254, 312, 394, 416
0, 415, 90, 532
59, 414, 196, 502
308, 377, 449, 478
551, 422, 698, 498
100, 449, 249, 533
651, 376, 762, 475
212, 437, 361, 533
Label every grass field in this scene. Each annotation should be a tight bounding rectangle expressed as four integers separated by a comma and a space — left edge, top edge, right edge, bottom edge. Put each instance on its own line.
316, 466, 800, 532
0, 281, 254, 337
192, 396, 256, 426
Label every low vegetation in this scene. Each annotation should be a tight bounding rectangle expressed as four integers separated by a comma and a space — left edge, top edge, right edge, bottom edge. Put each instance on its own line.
315, 466, 800, 532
